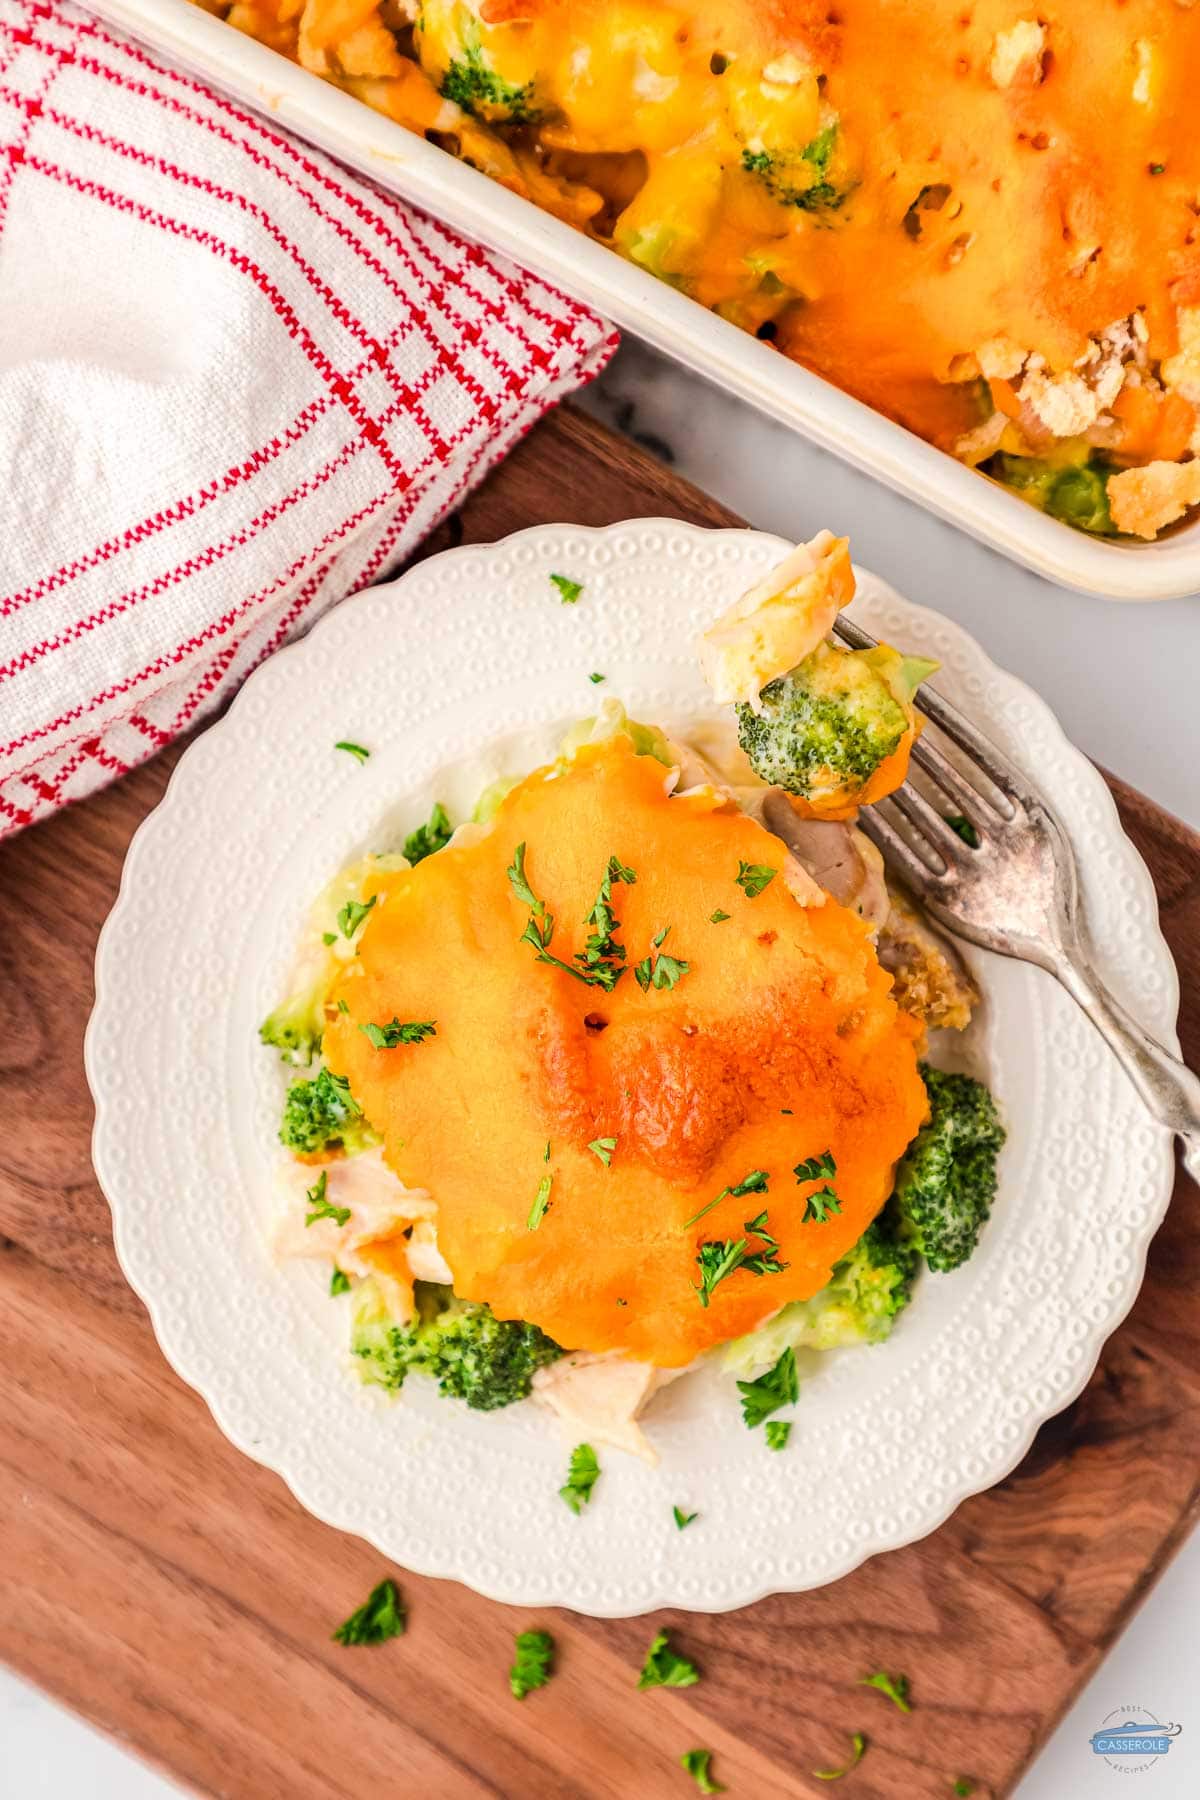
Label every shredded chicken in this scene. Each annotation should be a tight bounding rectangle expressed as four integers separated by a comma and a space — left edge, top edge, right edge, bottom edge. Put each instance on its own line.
273, 1148, 436, 1321
531, 1351, 690, 1463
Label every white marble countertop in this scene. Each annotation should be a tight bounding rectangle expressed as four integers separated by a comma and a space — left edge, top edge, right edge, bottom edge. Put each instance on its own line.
5, 340, 1196, 1798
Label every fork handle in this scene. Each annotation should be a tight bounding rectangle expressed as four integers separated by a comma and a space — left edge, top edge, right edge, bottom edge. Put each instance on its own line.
1054, 959, 1200, 1186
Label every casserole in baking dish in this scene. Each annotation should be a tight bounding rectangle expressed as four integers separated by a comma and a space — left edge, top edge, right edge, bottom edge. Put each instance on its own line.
195, 0, 1200, 544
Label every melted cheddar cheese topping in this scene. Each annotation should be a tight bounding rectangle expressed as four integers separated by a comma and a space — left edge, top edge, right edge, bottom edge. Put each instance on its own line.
207, 0, 1200, 537
323, 738, 927, 1366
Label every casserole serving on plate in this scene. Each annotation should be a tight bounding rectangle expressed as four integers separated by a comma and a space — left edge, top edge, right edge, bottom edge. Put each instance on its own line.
84, 0, 1200, 597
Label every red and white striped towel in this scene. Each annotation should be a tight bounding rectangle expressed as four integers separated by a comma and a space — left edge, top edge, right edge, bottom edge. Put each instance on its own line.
0, 0, 616, 839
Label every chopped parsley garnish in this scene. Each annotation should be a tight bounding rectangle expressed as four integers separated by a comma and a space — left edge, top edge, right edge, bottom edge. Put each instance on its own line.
403, 802, 452, 864
509, 843, 634, 992
337, 998, 349, 1014
543, 1140, 551, 1163
527, 1173, 553, 1231
304, 1170, 350, 1230
550, 572, 583, 603
803, 1187, 842, 1224
506, 840, 542, 910
813, 1732, 866, 1781
736, 1345, 798, 1427
337, 894, 377, 939
945, 814, 980, 848
510, 1629, 554, 1699
683, 1168, 769, 1231
637, 1629, 700, 1690
559, 1442, 600, 1514
695, 1209, 787, 1306
709, 909, 731, 924
1149, 161, 1166, 175
589, 671, 606, 684
736, 860, 777, 898
765, 1419, 791, 1451
331, 1577, 405, 1645
330, 1266, 351, 1296
634, 940, 690, 992
335, 740, 370, 763
588, 1136, 617, 1167
681, 1749, 726, 1794
322, 931, 337, 946
673, 1506, 699, 1530
359, 1018, 437, 1049
860, 1670, 911, 1712
796, 1150, 841, 1222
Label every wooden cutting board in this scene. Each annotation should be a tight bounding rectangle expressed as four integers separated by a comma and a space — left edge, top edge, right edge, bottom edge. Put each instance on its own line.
3, 406, 1198, 1800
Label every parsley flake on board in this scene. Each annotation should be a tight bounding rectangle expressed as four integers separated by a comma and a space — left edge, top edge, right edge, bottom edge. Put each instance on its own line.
527, 1173, 553, 1231
736, 1345, 799, 1428
337, 894, 377, 939
559, 1442, 600, 1514
683, 1168, 769, 1231
304, 1170, 350, 1230
735, 859, 777, 898
860, 1670, 912, 1713
403, 802, 453, 864
510, 1629, 555, 1699
359, 1018, 437, 1049
331, 1578, 405, 1645
680, 1750, 726, 1794
673, 1506, 699, 1530
334, 740, 370, 763
637, 1630, 700, 1690
765, 1419, 792, 1451
695, 1211, 787, 1306
550, 573, 584, 603
329, 1267, 351, 1297
588, 1136, 617, 1167
813, 1732, 867, 1781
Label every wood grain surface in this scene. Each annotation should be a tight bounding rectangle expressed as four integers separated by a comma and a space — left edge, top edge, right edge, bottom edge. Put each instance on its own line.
3, 406, 1198, 1800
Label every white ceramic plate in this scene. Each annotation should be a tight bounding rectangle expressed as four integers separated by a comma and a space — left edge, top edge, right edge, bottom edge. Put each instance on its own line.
87, 521, 1179, 1616
81, 0, 1200, 601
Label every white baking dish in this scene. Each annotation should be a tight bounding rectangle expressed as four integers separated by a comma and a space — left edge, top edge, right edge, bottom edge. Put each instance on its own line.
83, 0, 1200, 602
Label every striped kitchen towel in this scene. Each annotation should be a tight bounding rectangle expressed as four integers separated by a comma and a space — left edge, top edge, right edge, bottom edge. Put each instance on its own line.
0, 0, 615, 838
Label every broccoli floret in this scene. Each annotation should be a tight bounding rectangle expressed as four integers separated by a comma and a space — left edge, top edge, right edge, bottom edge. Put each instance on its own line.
987, 452, 1115, 536
259, 990, 325, 1067
736, 641, 937, 804
741, 123, 849, 211
279, 1067, 380, 1157
440, 20, 538, 123
352, 1281, 562, 1409
891, 1064, 1005, 1272
724, 1207, 917, 1374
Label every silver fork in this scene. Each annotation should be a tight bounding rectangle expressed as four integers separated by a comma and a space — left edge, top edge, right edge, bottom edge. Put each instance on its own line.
833, 615, 1200, 1183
